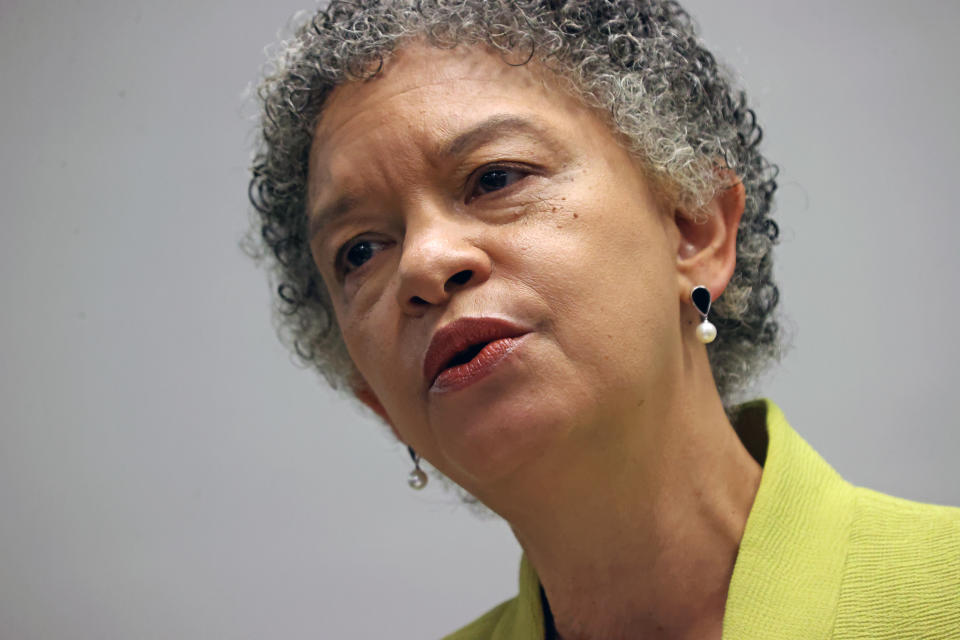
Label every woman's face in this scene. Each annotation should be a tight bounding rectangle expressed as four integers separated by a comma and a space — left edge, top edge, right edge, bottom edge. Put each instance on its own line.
307, 42, 689, 492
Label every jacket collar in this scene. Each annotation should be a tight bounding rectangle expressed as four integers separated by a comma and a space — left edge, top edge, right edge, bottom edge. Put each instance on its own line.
491, 398, 856, 639
721, 398, 854, 638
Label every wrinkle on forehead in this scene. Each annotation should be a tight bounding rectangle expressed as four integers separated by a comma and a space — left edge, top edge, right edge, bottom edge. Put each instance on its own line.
317, 40, 548, 136
306, 41, 560, 207
307, 114, 571, 241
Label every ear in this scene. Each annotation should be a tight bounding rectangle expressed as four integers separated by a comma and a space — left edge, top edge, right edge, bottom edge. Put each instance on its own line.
674, 176, 745, 302
349, 371, 403, 443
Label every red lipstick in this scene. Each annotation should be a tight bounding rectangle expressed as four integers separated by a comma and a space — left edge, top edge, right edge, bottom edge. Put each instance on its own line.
423, 317, 530, 393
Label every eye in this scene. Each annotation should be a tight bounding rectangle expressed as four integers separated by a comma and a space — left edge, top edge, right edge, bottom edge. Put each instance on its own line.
471, 166, 528, 198
337, 237, 390, 276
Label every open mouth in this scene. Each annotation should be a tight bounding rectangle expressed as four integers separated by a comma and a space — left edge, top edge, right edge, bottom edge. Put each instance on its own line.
423, 317, 531, 392
441, 342, 490, 372
430, 335, 527, 392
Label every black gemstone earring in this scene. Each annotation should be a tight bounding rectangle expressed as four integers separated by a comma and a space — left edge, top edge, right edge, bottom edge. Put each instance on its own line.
691, 285, 717, 344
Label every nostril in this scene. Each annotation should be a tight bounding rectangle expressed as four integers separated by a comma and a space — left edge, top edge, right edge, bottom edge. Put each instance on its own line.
447, 270, 473, 288
410, 295, 429, 306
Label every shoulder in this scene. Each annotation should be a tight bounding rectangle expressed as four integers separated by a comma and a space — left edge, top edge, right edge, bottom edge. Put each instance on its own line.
832, 486, 960, 638
441, 598, 514, 640
846, 485, 960, 565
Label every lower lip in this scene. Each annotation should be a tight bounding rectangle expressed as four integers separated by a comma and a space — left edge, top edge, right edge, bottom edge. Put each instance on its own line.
430, 334, 529, 394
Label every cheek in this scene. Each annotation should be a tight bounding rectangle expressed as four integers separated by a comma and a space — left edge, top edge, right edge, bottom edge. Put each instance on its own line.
329, 262, 393, 362
342, 314, 388, 383
507, 192, 676, 369
510, 186, 670, 303
339, 302, 419, 414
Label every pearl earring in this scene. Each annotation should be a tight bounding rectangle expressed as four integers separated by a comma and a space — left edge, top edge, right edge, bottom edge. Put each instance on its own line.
407, 446, 428, 490
691, 285, 717, 344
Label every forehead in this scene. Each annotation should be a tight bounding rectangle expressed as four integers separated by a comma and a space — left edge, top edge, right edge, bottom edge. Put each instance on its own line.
306, 42, 593, 196
316, 41, 555, 139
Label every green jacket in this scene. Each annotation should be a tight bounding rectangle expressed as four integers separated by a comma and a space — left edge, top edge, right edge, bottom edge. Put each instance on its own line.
443, 399, 960, 639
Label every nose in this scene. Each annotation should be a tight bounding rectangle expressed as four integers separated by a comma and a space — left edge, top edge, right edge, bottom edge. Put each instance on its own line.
395, 216, 492, 314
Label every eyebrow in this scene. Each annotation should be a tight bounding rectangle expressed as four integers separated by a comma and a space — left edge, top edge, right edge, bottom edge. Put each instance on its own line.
439, 114, 558, 158
307, 114, 560, 241
308, 192, 359, 243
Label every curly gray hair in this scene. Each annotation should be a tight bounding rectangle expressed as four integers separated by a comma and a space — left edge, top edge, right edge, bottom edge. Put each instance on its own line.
246, 0, 781, 410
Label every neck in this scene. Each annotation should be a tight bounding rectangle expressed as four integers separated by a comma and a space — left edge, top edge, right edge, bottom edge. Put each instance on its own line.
482, 355, 763, 640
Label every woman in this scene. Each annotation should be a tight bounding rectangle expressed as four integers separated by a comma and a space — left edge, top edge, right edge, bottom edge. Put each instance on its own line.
246, 1, 960, 638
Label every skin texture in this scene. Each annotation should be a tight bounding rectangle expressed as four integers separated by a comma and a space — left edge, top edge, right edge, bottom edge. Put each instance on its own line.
307, 42, 762, 640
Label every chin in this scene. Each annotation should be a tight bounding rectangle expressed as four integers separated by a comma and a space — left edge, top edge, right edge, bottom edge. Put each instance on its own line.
431, 381, 583, 489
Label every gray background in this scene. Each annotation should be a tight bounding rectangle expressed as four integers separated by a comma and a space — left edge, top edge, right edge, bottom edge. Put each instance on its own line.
1, 1, 958, 638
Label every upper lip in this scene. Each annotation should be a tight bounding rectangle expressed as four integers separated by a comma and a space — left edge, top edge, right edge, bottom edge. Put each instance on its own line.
422, 317, 530, 387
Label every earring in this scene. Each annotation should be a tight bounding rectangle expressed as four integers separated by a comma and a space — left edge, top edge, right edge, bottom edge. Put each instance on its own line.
407, 446, 428, 490
691, 285, 717, 344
